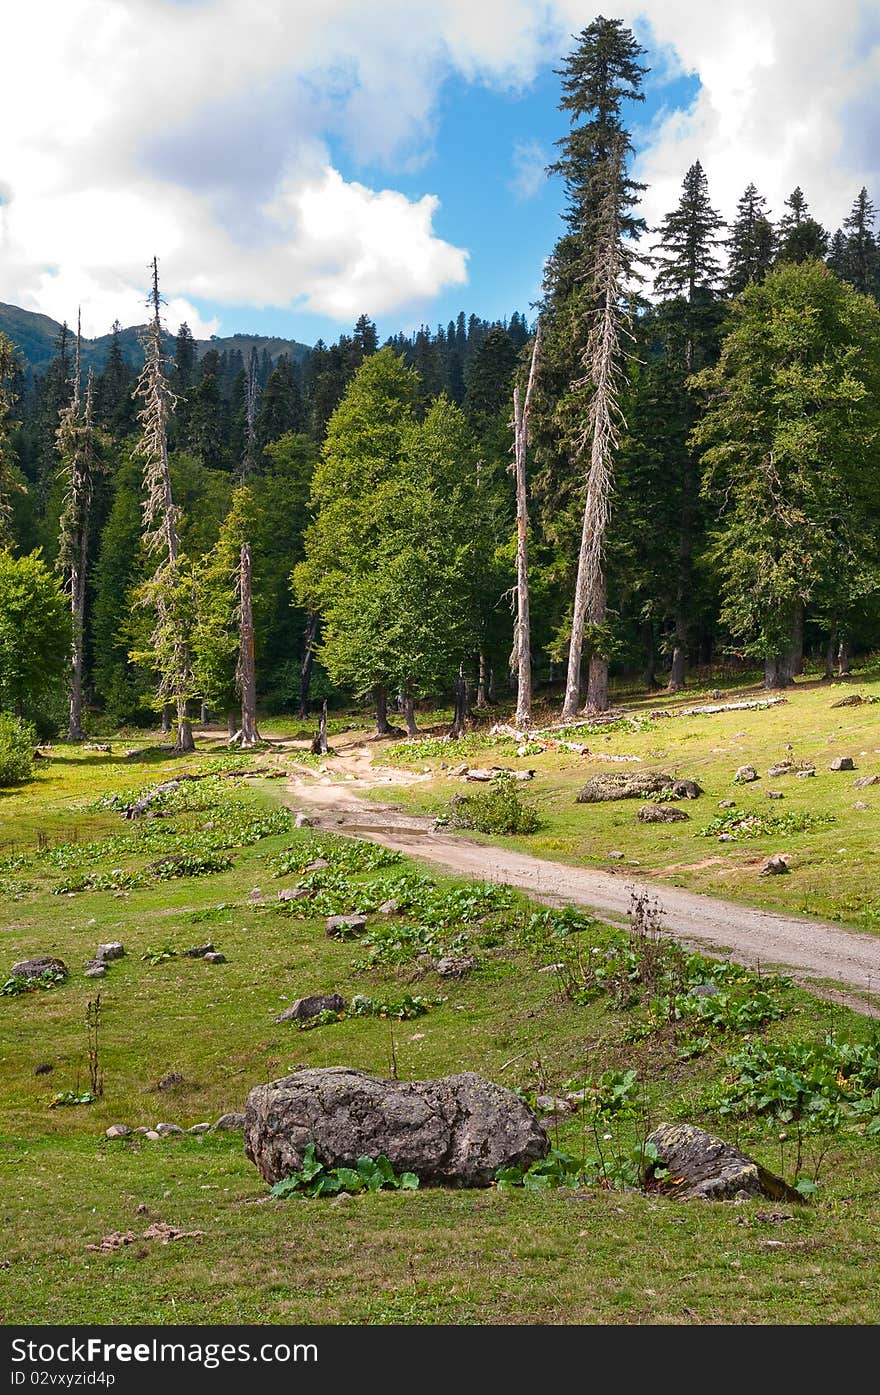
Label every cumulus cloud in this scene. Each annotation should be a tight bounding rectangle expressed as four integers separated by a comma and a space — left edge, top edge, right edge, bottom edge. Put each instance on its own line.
509, 139, 550, 201
1, 0, 878, 336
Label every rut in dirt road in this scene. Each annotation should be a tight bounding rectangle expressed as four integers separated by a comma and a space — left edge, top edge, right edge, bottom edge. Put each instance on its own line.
283, 756, 880, 1016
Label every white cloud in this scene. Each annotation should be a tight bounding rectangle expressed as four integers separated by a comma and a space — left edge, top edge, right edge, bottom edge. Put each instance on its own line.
509, 139, 550, 201
0, 1, 878, 337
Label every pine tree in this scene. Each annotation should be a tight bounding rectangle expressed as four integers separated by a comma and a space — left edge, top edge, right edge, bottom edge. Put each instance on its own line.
725, 184, 775, 294
95, 322, 135, 436
540, 16, 649, 717
0, 334, 25, 550
842, 187, 878, 294
776, 187, 828, 264
131, 258, 195, 752
653, 161, 724, 307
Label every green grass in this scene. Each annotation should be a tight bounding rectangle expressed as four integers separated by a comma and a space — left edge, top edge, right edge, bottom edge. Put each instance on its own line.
2, 737, 880, 1325
379, 666, 880, 930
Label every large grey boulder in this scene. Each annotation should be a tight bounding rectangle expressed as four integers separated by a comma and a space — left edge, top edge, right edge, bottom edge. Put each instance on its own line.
646, 1123, 802, 1202
245, 1067, 549, 1187
637, 804, 690, 823
274, 993, 346, 1024
10, 956, 68, 981
576, 771, 702, 804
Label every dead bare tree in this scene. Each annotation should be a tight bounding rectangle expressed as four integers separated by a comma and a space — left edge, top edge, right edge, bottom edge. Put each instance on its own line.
562, 144, 630, 719
236, 541, 260, 746
510, 321, 542, 729
133, 257, 194, 754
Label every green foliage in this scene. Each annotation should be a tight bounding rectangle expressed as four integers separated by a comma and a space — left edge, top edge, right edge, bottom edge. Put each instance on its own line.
698, 808, 836, 839
445, 773, 541, 835
0, 714, 35, 786
298, 993, 445, 1030
1, 966, 66, 996
270, 1144, 419, 1199
0, 550, 70, 723
47, 1091, 95, 1109
384, 733, 520, 764
141, 943, 180, 965
716, 1031, 880, 1130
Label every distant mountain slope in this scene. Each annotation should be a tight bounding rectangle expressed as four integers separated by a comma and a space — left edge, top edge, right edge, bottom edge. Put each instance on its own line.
0, 302, 312, 376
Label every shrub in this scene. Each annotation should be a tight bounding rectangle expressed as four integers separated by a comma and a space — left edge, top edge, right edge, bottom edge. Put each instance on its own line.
0, 714, 36, 786
446, 773, 541, 835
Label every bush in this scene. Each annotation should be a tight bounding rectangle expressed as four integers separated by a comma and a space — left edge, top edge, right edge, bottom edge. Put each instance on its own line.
0, 715, 36, 786
446, 773, 541, 835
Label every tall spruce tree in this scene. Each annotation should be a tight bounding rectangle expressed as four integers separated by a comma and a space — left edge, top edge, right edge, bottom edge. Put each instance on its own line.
725, 183, 775, 294
0, 334, 25, 550
539, 16, 649, 717
776, 187, 828, 264
842, 187, 878, 295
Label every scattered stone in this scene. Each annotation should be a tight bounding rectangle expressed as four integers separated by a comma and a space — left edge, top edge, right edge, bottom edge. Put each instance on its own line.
181, 943, 214, 958
796, 767, 815, 779
576, 771, 702, 803
853, 801, 869, 811
213, 1112, 246, 1132
34, 1062, 53, 1075
538, 962, 563, 974
535, 1095, 574, 1115
158, 1072, 184, 1091
448, 764, 470, 778
377, 899, 401, 916
275, 993, 346, 1024
718, 799, 736, 809
637, 804, 690, 823
648, 709, 672, 719
144, 1130, 161, 1141
133, 1128, 151, 1136
105, 1124, 132, 1139
87, 1231, 137, 1252
830, 756, 856, 771
245, 1067, 549, 1187
10, 956, 68, 981
83, 742, 112, 752
203, 952, 226, 964
248, 887, 263, 900
154, 1123, 184, 1137
84, 964, 107, 979
187, 1123, 212, 1135
765, 790, 785, 800
95, 942, 125, 963
645, 1123, 802, 1202
141, 1222, 205, 1244
830, 694, 864, 708
293, 812, 314, 829
278, 887, 310, 902
689, 983, 721, 999
734, 765, 759, 783
767, 761, 793, 777
435, 954, 478, 978
718, 833, 736, 843
760, 854, 790, 876
608, 851, 625, 860
304, 857, 330, 872
464, 768, 496, 782
854, 774, 880, 788
325, 913, 367, 939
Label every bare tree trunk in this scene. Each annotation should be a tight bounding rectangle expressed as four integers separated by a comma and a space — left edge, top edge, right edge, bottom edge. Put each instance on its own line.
311, 698, 329, 755
227, 710, 237, 739
512, 323, 541, 729
584, 571, 608, 712
200, 700, 208, 725
838, 638, 850, 676
449, 667, 468, 738
404, 693, 418, 736
824, 628, 837, 679
488, 666, 496, 704
476, 651, 489, 709
176, 706, 195, 754
161, 705, 172, 734
374, 686, 392, 736
299, 612, 318, 719
68, 538, 87, 740
238, 542, 260, 747
667, 624, 687, 694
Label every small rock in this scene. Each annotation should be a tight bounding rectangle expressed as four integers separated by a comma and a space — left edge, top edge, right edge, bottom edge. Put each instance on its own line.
181, 943, 214, 958
105, 1124, 132, 1139
187, 1123, 212, 1135
854, 774, 880, 788
95, 942, 125, 963
325, 913, 367, 938
84, 965, 107, 979
760, 854, 790, 876
377, 899, 401, 916
718, 833, 736, 842
294, 812, 314, 829
689, 983, 721, 998
718, 799, 736, 809
637, 804, 690, 823
248, 887, 263, 900
304, 857, 329, 872
155, 1123, 184, 1137
608, 851, 625, 860
435, 954, 478, 978
275, 993, 346, 1024
144, 1130, 161, 1141
535, 1095, 574, 1115
133, 1127, 151, 1136
734, 765, 759, 783
203, 952, 226, 964
278, 886, 310, 901
830, 694, 863, 708
448, 764, 470, 778
767, 762, 793, 777
830, 756, 855, 771
10, 956, 68, 981
796, 767, 815, 779
213, 1112, 246, 1132
765, 790, 785, 800
158, 1072, 184, 1091
853, 801, 869, 811
332, 1191, 355, 1207
34, 1062, 53, 1075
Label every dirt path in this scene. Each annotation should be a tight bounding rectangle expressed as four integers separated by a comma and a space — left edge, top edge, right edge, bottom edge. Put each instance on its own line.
284, 745, 880, 1016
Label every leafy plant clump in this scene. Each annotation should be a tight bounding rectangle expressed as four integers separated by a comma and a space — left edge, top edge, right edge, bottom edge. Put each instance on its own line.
716, 1030, 880, 1132
146, 852, 233, 880
269, 836, 403, 879
0, 715, 37, 787
1, 965, 67, 996
384, 733, 520, 765
698, 808, 836, 840
299, 993, 444, 1029
270, 1144, 419, 1198
446, 773, 541, 835
48, 1090, 96, 1108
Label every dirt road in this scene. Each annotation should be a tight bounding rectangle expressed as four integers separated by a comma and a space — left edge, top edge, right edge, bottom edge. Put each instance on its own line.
284, 746, 880, 1015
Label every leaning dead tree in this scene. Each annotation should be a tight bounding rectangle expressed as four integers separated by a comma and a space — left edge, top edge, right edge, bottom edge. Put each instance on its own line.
133, 257, 195, 754
56, 312, 99, 740
562, 143, 631, 720
510, 321, 541, 729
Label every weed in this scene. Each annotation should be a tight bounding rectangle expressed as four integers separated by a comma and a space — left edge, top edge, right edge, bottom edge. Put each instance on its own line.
270, 1144, 419, 1199
445, 773, 541, 835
